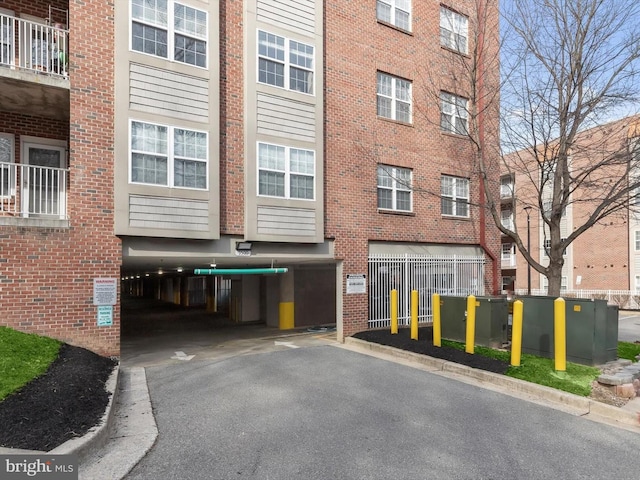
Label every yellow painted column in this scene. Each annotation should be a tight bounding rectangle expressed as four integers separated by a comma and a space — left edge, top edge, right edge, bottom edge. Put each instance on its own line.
465, 295, 476, 354
510, 300, 523, 367
410, 290, 418, 340
173, 277, 181, 305
432, 293, 441, 347
279, 270, 295, 329
391, 289, 398, 334
554, 297, 566, 372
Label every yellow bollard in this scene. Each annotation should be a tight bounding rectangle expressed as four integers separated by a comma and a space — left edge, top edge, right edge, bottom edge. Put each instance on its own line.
432, 293, 441, 347
465, 295, 476, 354
510, 300, 523, 367
411, 290, 418, 340
554, 297, 566, 372
390, 289, 398, 334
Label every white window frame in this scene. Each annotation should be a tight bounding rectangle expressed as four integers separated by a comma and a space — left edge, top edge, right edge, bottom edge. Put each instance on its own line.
257, 142, 315, 201
501, 243, 514, 261
129, 120, 209, 190
440, 92, 468, 135
377, 164, 413, 212
0, 132, 15, 198
543, 238, 567, 257
500, 175, 514, 198
635, 231, 640, 251
501, 209, 514, 230
440, 6, 468, 54
441, 175, 469, 217
376, 0, 411, 32
130, 0, 208, 68
257, 30, 315, 95
377, 72, 412, 123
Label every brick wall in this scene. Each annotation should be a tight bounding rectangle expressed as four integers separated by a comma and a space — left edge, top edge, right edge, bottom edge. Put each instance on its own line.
325, 0, 501, 336
219, 0, 245, 235
0, 0, 120, 356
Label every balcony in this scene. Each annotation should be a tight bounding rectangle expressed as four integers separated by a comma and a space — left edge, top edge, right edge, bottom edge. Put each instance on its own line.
0, 14, 69, 120
0, 161, 68, 222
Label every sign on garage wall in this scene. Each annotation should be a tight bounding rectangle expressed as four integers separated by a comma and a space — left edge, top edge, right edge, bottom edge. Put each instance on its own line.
93, 278, 118, 305
97, 305, 113, 327
346, 274, 366, 294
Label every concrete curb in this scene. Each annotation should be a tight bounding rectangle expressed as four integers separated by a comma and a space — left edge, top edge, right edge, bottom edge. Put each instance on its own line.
50, 364, 121, 462
344, 337, 640, 429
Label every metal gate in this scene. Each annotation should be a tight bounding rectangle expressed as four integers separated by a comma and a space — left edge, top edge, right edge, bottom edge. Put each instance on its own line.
368, 254, 485, 328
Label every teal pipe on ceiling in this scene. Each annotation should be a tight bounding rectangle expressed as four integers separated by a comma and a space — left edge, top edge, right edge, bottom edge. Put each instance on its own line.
194, 268, 288, 275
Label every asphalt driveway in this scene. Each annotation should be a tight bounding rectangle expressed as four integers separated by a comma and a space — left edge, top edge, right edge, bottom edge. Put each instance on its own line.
125, 344, 639, 480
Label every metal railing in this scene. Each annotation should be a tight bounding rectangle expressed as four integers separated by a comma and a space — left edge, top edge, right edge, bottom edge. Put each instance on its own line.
514, 289, 640, 310
368, 253, 486, 328
0, 13, 69, 77
0, 161, 68, 218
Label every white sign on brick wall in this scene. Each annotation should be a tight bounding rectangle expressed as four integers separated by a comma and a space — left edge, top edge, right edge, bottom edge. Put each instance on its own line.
346, 274, 366, 294
93, 278, 118, 305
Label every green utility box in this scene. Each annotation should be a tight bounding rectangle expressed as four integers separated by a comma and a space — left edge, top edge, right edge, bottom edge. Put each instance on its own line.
518, 296, 618, 366
440, 296, 509, 348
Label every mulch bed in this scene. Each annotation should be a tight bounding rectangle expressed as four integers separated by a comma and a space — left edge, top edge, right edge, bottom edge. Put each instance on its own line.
0, 344, 118, 451
353, 326, 510, 374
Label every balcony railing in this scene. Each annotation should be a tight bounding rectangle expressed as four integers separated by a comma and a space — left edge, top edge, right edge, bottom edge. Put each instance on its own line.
0, 162, 68, 219
0, 14, 69, 77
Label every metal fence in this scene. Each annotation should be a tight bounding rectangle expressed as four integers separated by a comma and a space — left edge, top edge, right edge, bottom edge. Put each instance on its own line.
368, 254, 486, 328
514, 289, 640, 310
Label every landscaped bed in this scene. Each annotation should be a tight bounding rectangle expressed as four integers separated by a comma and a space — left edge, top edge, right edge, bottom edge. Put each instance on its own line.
353, 326, 640, 404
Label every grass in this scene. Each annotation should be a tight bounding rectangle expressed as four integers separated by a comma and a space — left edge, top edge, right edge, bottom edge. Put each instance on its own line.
442, 339, 603, 397
0, 327, 61, 401
618, 341, 640, 361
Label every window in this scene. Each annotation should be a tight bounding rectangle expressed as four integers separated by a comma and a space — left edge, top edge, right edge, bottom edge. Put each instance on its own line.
543, 238, 567, 257
131, 0, 207, 68
440, 92, 468, 135
501, 209, 513, 230
635, 275, 640, 293
130, 121, 208, 189
377, 165, 412, 212
441, 175, 469, 217
377, 72, 412, 123
0, 133, 14, 197
258, 31, 314, 94
440, 6, 468, 54
635, 231, 640, 251
377, 0, 411, 31
500, 175, 514, 198
501, 243, 514, 261
258, 143, 315, 200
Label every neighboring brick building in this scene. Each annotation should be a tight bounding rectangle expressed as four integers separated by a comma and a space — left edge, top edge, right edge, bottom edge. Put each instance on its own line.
500, 116, 640, 295
1, 0, 501, 356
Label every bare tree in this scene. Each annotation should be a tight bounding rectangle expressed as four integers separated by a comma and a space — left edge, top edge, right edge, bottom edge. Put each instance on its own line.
500, 0, 640, 296
414, 0, 640, 297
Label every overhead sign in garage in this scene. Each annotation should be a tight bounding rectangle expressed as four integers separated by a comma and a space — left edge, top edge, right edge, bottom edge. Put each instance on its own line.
346, 274, 366, 294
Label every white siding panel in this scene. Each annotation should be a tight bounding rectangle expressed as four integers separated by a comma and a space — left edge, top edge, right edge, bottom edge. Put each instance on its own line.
129, 63, 209, 122
130, 195, 209, 231
257, 0, 315, 36
257, 93, 316, 142
257, 205, 316, 236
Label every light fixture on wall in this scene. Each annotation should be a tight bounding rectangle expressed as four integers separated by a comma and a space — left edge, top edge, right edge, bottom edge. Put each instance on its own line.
177, 267, 184, 273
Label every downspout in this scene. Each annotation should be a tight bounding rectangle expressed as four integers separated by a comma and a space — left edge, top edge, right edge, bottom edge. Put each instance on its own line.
476, 1, 499, 295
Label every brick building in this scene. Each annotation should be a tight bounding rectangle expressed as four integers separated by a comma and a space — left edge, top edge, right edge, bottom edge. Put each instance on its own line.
500, 116, 640, 295
0, 0, 501, 356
